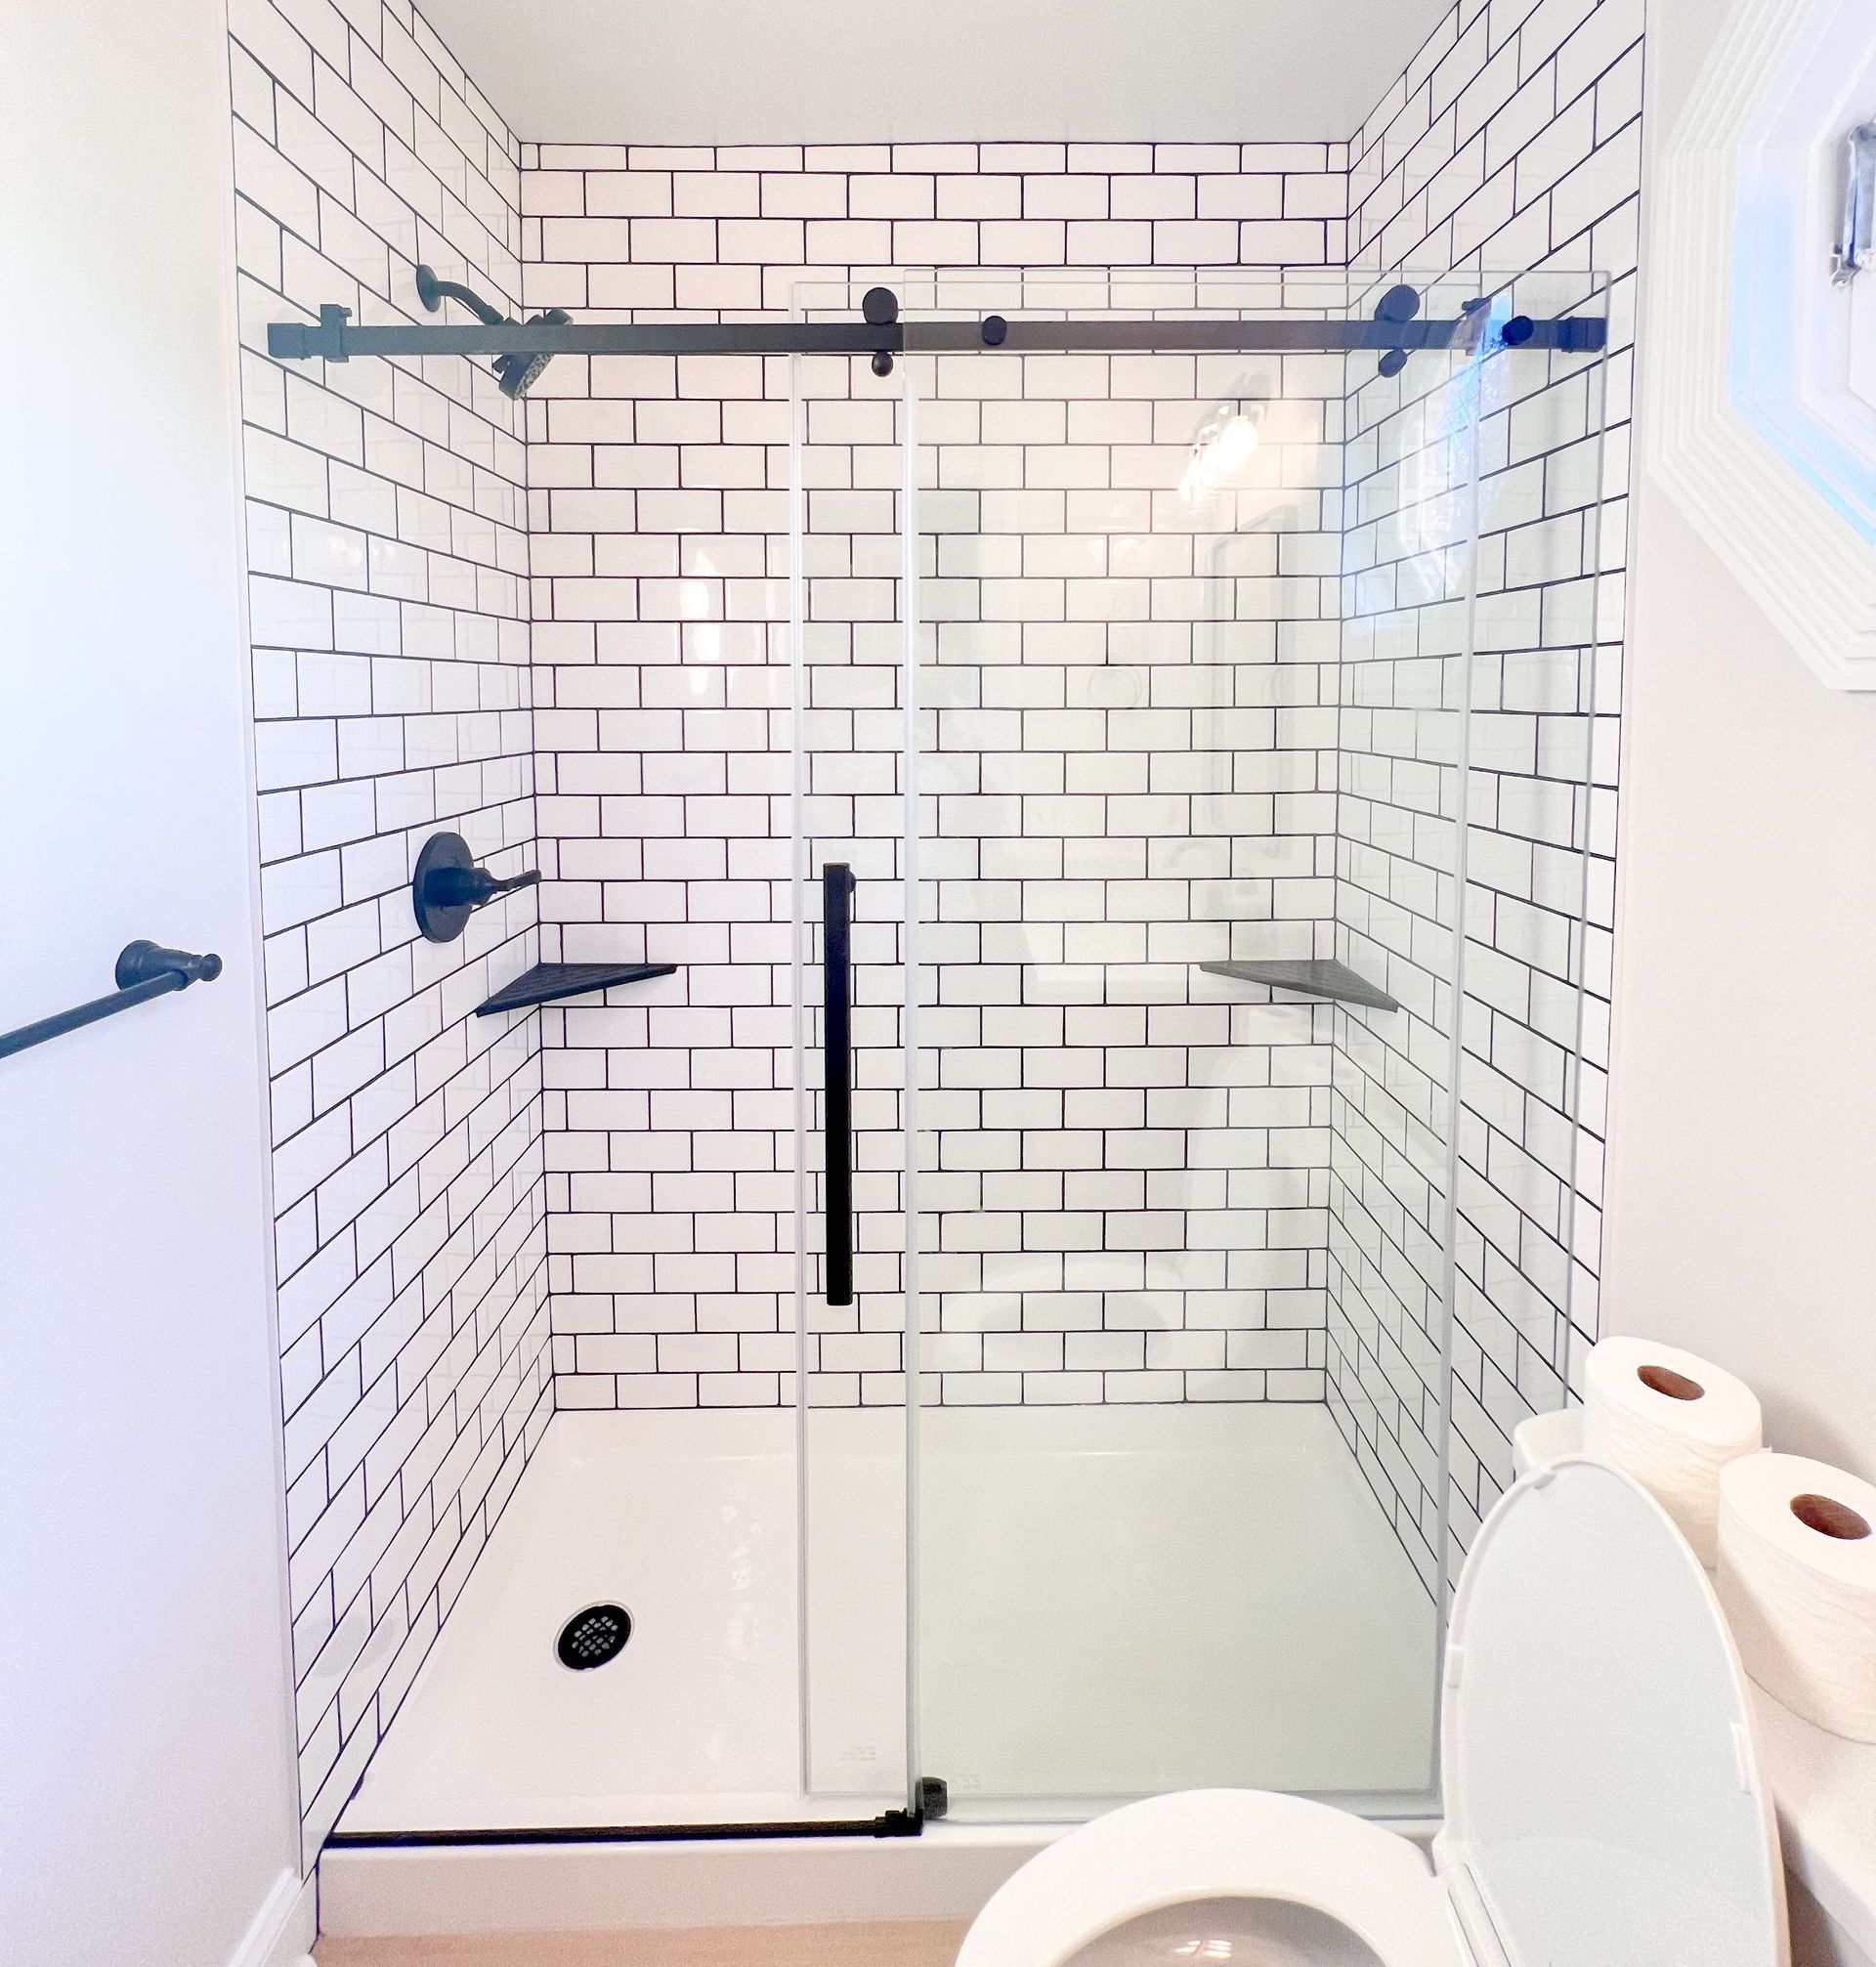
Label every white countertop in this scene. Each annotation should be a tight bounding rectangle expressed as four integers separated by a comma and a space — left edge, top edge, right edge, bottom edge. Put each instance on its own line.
1753, 1686, 1876, 1960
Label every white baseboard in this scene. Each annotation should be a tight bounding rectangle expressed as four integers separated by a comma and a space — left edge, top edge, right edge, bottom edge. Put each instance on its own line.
320, 1827, 1048, 1938
229, 1865, 318, 1967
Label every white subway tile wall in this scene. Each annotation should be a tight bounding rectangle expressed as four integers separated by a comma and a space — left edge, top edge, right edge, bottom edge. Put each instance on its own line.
1328, 0, 1639, 1588
228, 0, 550, 1858
902, 336, 1346, 1413
231, 0, 1639, 1846
519, 157, 1356, 1413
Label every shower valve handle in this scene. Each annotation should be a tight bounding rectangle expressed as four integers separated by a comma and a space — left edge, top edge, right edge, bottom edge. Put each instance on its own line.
411, 831, 540, 944
427, 864, 540, 909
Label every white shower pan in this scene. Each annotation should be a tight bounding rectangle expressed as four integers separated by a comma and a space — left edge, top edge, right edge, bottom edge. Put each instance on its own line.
336, 1401, 1434, 1840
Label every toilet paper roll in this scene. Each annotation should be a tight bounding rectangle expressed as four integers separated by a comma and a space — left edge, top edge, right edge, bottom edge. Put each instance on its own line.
1581, 1336, 1763, 1565
1717, 1452, 1876, 1743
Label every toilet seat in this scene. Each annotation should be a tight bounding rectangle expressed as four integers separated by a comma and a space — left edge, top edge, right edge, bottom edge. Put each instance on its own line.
957, 1458, 1789, 1967
955, 1787, 1459, 1966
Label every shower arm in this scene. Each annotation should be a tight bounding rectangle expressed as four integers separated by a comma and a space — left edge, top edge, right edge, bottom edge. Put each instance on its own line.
414, 262, 509, 327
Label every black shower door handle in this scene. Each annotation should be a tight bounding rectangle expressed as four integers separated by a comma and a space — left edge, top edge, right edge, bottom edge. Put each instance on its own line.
822, 862, 856, 1307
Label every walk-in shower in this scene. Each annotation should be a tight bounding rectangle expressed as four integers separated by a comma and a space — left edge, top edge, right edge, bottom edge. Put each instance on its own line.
265, 265, 1611, 1846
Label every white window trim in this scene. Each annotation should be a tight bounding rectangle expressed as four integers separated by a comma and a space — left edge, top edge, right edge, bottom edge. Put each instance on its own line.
1649, 0, 1876, 690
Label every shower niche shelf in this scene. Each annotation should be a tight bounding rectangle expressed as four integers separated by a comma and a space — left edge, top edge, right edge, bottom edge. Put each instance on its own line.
1199, 958, 1399, 1013
477, 961, 676, 1017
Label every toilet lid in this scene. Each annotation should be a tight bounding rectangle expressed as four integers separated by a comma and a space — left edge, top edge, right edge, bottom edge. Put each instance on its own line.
1439, 1456, 1785, 1967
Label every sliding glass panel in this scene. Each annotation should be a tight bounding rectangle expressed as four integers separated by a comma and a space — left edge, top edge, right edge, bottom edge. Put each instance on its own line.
783, 268, 1610, 1829
1446, 271, 1615, 1553
789, 331, 917, 1815
894, 273, 1467, 1818
1332, 268, 1494, 1655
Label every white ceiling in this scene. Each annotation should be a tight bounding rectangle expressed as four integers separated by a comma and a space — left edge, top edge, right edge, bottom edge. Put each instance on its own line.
424, 0, 1451, 146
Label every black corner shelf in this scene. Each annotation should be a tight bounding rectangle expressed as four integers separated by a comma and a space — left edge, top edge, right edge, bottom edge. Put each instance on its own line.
1198, 957, 1400, 1013
476, 961, 676, 1017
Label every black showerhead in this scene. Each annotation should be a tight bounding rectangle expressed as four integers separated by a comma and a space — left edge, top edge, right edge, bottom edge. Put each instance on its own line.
414, 263, 568, 400
493, 311, 570, 400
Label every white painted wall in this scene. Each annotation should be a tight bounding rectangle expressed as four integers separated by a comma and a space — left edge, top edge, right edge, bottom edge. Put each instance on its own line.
0, 2, 305, 1964
422, 0, 1450, 145
1607, 0, 1876, 1480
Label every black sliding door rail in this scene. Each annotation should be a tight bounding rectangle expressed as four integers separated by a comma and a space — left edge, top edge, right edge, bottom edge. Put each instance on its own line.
0, 942, 222, 1062
822, 863, 856, 1309
268, 308, 1604, 364
326, 1806, 922, 1849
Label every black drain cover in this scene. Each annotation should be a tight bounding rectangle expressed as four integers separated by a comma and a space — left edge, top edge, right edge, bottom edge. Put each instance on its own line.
556, 1603, 631, 1670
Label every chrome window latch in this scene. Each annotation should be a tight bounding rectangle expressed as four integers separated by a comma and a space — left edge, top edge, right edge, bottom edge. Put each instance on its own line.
1830, 122, 1876, 287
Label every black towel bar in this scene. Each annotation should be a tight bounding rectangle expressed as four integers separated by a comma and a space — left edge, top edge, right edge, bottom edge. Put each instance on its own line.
0, 941, 223, 1062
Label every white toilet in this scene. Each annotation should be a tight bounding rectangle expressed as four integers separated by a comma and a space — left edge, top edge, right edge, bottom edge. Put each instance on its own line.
957, 1457, 1789, 1966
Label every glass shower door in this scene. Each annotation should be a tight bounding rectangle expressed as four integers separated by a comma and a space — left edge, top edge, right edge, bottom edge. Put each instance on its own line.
1444, 270, 1616, 1531
788, 331, 919, 1818
787, 270, 1610, 1829
897, 274, 1471, 1820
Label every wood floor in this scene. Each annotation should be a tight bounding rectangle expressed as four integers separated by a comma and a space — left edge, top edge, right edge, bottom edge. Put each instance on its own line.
315, 1922, 968, 1966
